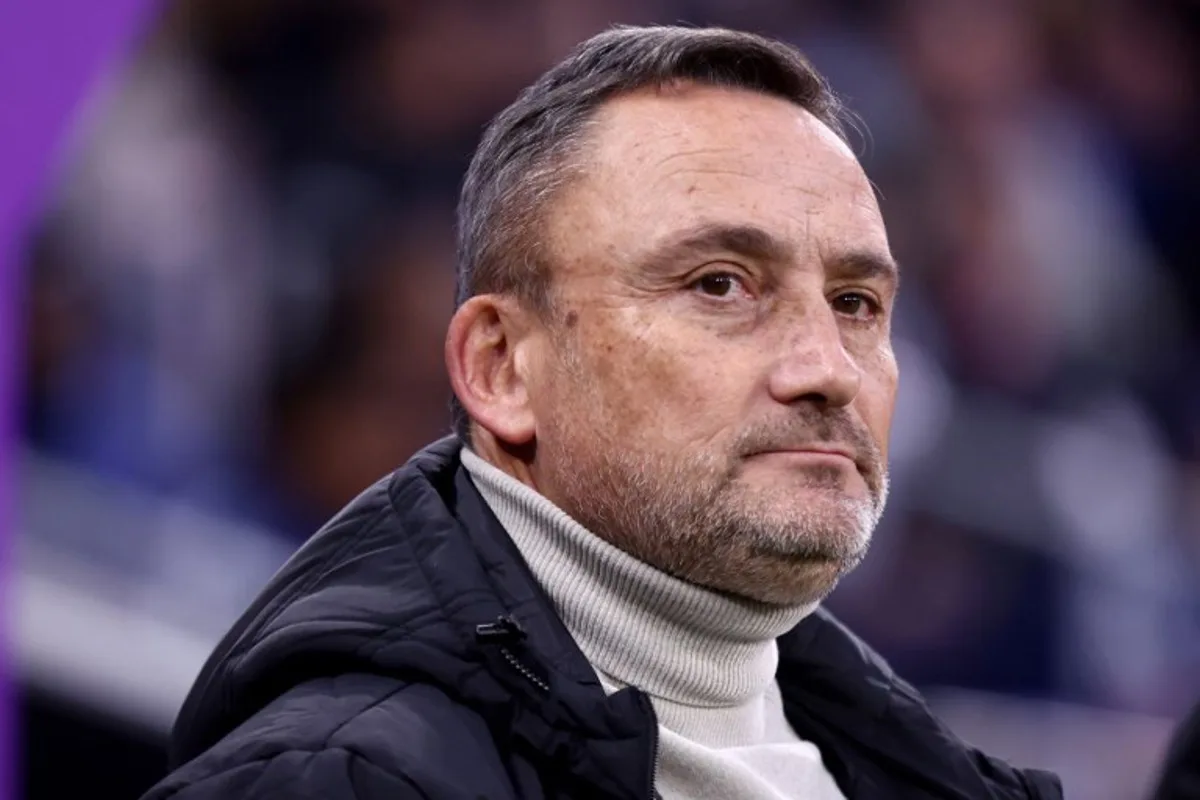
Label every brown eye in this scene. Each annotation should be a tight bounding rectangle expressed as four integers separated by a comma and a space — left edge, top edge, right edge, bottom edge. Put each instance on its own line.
693, 272, 744, 298
832, 291, 878, 320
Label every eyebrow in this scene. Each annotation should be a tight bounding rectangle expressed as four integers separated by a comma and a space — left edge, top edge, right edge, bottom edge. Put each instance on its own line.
638, 221, 900, 287
639, 223, 795, 276
829, 250, 901, 289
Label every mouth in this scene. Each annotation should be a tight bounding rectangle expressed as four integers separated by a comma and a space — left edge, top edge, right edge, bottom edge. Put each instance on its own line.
748, 448, 859, 470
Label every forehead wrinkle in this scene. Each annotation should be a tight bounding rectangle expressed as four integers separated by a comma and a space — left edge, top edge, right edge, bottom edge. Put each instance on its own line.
651, 165, 781, 191
645, 167, 837, 211
648, 146, 745, 169
643, 140, 867, 196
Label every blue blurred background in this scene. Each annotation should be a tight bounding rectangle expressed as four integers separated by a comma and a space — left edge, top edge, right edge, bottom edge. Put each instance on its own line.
13, 1, 1200, 798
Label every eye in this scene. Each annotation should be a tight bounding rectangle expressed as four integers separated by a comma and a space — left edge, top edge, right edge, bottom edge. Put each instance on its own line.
831, 291, 880, 321
691, 271, 751, 299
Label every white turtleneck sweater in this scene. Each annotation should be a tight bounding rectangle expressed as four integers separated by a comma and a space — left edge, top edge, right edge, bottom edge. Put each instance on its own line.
461, 449, 846, 800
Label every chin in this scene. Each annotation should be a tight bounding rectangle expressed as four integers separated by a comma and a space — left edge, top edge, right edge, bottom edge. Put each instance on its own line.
732, 559, 848, 607
690, 524, 864, 607
732, 520, 872, 604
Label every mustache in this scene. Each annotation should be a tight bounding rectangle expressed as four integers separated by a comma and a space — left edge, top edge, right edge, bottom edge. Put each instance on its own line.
733, 410, 883, 476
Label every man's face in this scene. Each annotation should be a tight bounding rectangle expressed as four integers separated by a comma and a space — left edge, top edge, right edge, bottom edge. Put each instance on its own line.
526, 84, 899, 606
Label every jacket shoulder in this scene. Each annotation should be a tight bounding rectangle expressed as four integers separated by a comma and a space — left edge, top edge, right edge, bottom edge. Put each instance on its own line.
144, 673, 518, 800
781, 609, 1063, 799
143, 746, 422, 800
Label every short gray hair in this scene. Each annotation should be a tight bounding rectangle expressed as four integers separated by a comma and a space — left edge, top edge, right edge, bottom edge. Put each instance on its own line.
451, 25, 849, 442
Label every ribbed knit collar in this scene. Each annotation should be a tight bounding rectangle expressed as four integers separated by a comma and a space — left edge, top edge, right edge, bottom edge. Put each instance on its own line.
461, 448, 815, 713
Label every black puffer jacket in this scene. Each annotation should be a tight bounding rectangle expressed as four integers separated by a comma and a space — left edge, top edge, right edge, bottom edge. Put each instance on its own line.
142, 437, 1063, 799
1151, 698, 1200, 800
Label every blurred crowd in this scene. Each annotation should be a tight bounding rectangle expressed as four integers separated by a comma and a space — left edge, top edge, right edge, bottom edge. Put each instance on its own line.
19, 0, 1200, 723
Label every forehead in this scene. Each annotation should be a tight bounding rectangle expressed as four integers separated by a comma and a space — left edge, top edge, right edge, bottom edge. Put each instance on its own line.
547, 85, 888, 268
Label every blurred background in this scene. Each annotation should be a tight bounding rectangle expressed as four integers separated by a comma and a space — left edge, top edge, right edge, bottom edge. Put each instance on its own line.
11, 0, 1200, 798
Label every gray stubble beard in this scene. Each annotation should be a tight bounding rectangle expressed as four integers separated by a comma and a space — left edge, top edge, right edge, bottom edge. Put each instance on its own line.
544, 421, 889, 607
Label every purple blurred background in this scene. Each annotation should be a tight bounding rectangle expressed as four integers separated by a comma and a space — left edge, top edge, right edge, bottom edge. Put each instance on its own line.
10, 1, 1200, 799
3, 1, 159, 798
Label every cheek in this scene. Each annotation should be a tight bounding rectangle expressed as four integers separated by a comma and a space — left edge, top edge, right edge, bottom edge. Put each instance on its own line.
555, 305, 766, 446
858, 348, 899, 457
613, 337, 759, 445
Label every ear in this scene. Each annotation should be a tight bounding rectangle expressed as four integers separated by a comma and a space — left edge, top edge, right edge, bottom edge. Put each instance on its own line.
445, 295, 538, 446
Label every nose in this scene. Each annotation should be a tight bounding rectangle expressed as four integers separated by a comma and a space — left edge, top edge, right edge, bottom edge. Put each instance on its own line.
767, 307, 862, 409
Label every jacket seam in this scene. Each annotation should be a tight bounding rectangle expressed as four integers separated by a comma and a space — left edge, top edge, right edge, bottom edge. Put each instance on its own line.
207, 496, 400, 742
320, 683, 411, 750
385, 476, 480, 658
159, 745, 426, 799
228, 497, 398, 672
348, 749, 432, 799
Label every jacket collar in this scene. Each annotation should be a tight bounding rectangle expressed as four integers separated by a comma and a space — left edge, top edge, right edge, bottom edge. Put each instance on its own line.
172, 436, 658, 798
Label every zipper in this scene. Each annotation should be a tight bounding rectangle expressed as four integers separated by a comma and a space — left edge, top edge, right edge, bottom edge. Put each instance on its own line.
649, 729, 662, 800
635, 689, 662, 800
477, 615, 660, 797
498, 646, 550, 692
474, 615, 551, 693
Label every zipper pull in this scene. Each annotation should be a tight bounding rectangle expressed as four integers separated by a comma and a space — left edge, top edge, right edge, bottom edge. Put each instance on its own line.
474, 615, 527, 645
475, 615, 551, 693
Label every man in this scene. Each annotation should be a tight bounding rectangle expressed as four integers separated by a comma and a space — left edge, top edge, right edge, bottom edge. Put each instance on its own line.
144, 26, 1063, 799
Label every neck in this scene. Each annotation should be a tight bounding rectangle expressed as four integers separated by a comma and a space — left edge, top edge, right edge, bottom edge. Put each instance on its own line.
468, 434, 542, 490
461, 446, 815, 714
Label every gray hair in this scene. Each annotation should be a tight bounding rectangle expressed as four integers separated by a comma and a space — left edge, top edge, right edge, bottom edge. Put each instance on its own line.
451, 25, 849, 442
